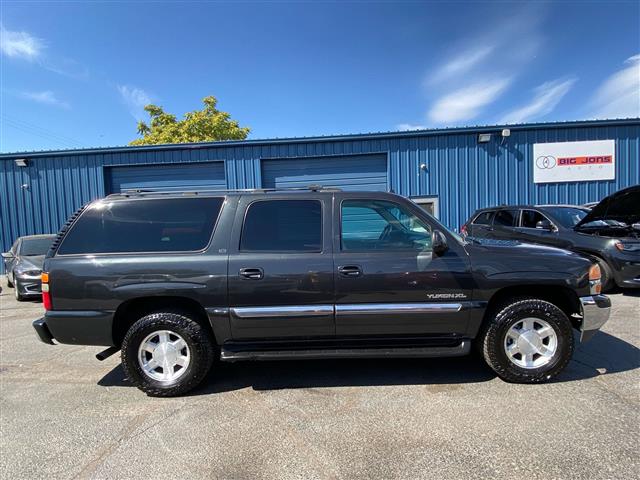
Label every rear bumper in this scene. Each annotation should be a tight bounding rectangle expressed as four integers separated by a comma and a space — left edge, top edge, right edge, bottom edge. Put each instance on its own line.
31, 310, 115, 346
32, 318, 55, 345
579, 295, 611, 342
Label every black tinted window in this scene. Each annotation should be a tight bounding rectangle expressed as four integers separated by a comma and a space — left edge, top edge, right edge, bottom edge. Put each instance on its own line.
20, 237, 55, 256
473, 211, 494, 225
58, 198, 223, 254
521, 210, 547, 228
241, 200, 322, 252
494, 210, 518, 227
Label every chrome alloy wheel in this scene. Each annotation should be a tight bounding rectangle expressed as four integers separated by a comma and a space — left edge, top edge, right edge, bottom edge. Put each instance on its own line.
138, 330, 191, 382
504, 317, 558, 369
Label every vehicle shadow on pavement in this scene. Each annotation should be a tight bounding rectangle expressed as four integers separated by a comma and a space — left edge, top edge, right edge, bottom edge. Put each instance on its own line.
98, 330, 639, 395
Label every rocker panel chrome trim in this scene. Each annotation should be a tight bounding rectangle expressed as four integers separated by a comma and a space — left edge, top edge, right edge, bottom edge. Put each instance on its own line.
231, 305, 334, 318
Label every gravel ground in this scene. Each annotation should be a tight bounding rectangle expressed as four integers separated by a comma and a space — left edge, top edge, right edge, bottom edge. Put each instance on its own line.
1, 278, 638, 479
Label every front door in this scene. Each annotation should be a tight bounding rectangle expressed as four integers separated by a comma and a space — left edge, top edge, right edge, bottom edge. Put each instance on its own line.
333, 194, 474, 337
227, 196, 335, 340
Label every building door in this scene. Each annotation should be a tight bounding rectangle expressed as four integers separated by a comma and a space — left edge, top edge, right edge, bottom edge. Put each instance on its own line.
261, 154, 388, 191
106, 162, 226, 193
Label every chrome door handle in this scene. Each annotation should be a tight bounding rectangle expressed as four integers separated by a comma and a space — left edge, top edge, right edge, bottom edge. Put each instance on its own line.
338, 265, 362, 277
239, 268, 264, 280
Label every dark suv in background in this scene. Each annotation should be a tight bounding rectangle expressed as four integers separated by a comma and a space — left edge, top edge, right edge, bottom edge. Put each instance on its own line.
33, 188, 610, 396
461, 186, 640, 291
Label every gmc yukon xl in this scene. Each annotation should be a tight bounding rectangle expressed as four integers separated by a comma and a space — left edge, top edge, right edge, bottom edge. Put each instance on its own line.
33, 188, 611, 396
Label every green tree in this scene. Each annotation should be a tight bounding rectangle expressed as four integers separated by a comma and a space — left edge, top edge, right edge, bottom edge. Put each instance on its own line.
130, 96, 250, 145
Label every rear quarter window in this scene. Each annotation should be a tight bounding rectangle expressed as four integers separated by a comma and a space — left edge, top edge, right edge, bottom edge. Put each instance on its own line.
57, 197, 224, 255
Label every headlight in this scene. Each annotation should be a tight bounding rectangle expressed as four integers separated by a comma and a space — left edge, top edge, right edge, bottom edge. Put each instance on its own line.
614, 240, 640, 252
16, 269, 41, 277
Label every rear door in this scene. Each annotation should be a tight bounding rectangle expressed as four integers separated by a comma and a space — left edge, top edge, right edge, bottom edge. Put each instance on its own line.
333, 193, 473, 337
467, 210, 495, 238
491, 209, 520, 240
227, 195, 335, 340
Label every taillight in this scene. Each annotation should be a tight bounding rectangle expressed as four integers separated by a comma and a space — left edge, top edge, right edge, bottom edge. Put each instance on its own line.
41, 272, 52, 310
588, 264, 602, 295
461, 224, 468, 236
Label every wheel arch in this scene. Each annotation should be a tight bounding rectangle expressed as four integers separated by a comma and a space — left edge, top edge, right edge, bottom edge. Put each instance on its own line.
482, 285, 582, 331
112, 296, 216, 347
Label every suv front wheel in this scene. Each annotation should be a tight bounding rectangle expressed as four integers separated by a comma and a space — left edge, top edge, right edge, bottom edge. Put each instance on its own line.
480, 298, 574, 383
121, 311, 215, 397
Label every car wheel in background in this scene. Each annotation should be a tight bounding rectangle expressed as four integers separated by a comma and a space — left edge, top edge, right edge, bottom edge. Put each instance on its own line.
14, 281, 25, 301
480, 297, 574, 383
121, 311, 215, 397
7, 273, 14, 288
595, 258, 614, 292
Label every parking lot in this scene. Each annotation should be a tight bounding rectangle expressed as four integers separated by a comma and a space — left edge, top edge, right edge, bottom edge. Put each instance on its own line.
0, 279, 638, 480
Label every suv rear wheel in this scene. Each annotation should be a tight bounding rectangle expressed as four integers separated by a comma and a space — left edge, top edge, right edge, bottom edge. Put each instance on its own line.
480, 298, 574, 383
121, 311, 215, 397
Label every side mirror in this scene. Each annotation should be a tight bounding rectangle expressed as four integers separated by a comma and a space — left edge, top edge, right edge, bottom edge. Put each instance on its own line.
535, 220, 554, 231
1, 252, 13, 259
431, 230, 449, 255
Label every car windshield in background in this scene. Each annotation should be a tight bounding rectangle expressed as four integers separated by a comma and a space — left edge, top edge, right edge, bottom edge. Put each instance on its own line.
545, 207, 588, 228
20, 237, 55, 256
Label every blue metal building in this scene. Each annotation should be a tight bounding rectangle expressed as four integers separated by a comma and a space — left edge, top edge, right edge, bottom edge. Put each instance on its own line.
1, 118, 638, 272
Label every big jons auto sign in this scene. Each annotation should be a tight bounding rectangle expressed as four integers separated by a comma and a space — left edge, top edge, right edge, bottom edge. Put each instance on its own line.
533, 140, 615, 183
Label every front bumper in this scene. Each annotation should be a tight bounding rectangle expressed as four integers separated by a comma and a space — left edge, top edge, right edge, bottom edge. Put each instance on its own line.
579, 295, 611, 342
15, 276, 42, 297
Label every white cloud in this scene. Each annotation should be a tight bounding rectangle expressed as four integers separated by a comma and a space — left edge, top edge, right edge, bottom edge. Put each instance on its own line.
20, 90, 70, 109
396, 123, 426, 131
418, 5, 545, 126
501, 77, 577, 124
117, 85, 153, 120
0, 24, 43, 60
428, 78, 512, 123
428, 45, 495, 85
590, 54, 640, 119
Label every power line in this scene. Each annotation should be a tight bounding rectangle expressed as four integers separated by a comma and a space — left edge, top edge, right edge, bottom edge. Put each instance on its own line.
1, 115, 85, 149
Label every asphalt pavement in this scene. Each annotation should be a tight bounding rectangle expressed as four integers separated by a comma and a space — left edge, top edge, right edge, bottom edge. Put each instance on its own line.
1, 279, 638, 479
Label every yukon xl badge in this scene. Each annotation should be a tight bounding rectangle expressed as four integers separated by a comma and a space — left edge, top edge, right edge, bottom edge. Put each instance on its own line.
426, 293, 467, 300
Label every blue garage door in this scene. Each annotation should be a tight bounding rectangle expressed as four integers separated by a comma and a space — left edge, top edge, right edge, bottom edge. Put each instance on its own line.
261, 154, 388, 191
107, 162, 226, 193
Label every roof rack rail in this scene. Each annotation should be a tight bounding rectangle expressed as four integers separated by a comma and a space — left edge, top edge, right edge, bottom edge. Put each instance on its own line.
107, 185, 343, 198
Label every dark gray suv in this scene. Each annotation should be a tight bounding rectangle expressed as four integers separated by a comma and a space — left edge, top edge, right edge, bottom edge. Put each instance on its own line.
461, 186, 640, 290
33, 188, 611, 396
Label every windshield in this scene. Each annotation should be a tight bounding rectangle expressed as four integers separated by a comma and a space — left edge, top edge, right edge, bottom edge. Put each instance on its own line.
545, 207, 588, 228
20, 237, 55, 256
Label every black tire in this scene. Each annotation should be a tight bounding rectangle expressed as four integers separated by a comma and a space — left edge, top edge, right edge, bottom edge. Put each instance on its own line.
14, 281, 24, 301
7, 273, 14, 288
594, 257, 614, 292
479, 298, 574, 383
121, 311, 215, 397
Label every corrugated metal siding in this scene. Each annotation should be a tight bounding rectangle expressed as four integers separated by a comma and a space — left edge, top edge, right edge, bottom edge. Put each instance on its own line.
107, 161, 226, 193
1, 120, 638, 273
262, 154, 388, 191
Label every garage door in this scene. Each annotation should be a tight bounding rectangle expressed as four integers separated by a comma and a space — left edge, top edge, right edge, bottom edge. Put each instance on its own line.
107, 162, 226, 193
261, 154, 388, 191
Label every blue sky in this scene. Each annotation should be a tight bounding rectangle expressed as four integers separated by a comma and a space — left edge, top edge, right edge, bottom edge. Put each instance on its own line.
1, 1, 639, 153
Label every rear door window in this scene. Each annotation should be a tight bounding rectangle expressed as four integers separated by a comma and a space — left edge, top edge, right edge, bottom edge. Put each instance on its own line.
472, 211, 494, 225
58, 197, 224, 254
240, 200, 322, 252
494, 210, 519, 227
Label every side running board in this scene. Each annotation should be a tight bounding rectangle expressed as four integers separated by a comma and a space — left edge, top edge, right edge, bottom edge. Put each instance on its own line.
220, 341, 470, 362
